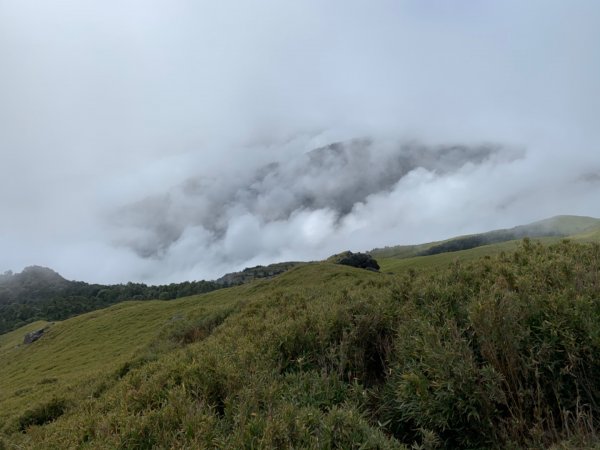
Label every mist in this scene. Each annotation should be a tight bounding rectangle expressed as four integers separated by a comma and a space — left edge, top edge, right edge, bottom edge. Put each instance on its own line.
1, 1, 599, 283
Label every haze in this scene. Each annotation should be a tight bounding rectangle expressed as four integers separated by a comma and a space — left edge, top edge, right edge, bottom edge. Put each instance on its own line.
1, 0, 599, 283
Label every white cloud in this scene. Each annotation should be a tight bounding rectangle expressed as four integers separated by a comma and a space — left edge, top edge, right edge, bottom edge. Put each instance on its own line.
1, 0, 599, 283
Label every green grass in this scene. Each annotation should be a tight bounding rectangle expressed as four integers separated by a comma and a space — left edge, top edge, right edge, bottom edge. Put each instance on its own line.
372, 215, 600, 261
0, 290, 244, 429
377, 237, 559, 273
534, 214, 600, 234
2, 235, 600, 448
0, 264, 382, 428
570, 224, 600, 242
0, 263, 400, 448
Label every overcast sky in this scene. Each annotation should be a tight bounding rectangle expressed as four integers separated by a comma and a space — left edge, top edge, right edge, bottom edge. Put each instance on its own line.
1, 0, 599, 284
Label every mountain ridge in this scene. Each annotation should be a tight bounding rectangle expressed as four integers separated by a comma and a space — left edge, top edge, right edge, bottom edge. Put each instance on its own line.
2, 214, 599, 336
370, 214, 600, 259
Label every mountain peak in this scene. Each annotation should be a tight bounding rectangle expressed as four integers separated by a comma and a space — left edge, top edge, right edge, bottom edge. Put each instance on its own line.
0, 265, 67, 287
21, 265, 63, 276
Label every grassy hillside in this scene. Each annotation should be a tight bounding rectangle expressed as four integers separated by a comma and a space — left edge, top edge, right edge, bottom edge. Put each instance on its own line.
0, 287, 244, 428
371, 215, 600, 260
377, 237, 557, 273
0, 321, 51, 354
570, 223, 600, 242
375, 215, 600, 274
2, 239, 600, 449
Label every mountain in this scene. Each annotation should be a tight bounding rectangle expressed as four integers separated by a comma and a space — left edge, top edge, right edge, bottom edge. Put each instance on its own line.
2, 236, 600, 448
0, 266, 68, 299
3, 215, 599, 336
371, 215, 600, 259
0, 259, 316, 336
0, 268, 220, 335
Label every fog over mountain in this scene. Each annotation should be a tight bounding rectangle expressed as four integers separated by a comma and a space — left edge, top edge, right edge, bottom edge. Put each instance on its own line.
113, 141, 505, 258
1, 1, 599, 283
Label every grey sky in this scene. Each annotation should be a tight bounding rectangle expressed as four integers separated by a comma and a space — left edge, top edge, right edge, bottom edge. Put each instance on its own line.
1, 1, 599, 283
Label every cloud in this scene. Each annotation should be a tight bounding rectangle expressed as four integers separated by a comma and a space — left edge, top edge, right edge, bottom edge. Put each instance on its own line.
0, 1, 599, 283
112, 139, 505, 257
102, 139, 532, 282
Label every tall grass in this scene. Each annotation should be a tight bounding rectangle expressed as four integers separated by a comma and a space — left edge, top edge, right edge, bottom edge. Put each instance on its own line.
378, 240, 600, 448
2, 241, 600, 448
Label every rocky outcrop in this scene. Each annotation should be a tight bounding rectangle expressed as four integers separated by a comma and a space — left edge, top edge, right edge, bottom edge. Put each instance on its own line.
23, 328, 46, 344
216, 262, 303, 286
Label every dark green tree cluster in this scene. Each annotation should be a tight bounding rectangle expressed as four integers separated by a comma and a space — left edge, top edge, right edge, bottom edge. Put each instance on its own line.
0, 269, 220, 335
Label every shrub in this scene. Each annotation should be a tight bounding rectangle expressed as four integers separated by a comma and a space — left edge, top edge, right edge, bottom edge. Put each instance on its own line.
378, 240, 600, 448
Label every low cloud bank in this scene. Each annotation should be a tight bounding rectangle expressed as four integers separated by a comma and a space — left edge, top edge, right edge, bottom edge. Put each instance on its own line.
108, 139, 524, 282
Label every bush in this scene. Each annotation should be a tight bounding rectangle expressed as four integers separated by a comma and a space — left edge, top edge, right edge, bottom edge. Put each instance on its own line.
378, 240, 600, 448
329, 251, 381, 271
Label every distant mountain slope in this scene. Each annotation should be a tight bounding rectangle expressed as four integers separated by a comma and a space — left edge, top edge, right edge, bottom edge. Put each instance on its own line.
0, 260, 337, 335
371, 215, 600, 259
0, 268, 220, 335
569, 222, 600, 241
215, 261, 304, 286
532, 214, 600, 234
0, 260, 315, 335
0, 266, 69, 302
3, 215, 599, 336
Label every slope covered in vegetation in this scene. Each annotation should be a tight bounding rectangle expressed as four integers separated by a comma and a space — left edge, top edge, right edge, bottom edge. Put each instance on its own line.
2, 239, 600, 449
371, 215, 600, 259
0, 266, 222, 336
3, 215, 598, 338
